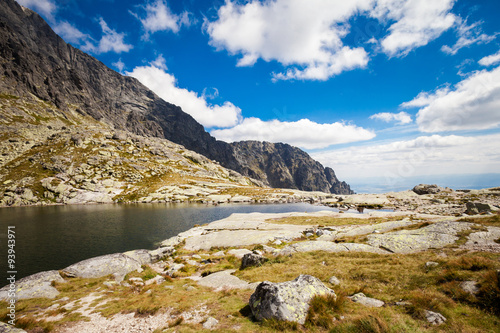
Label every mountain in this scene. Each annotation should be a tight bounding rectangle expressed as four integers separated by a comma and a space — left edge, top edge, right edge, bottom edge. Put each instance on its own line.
0, 0, 353, 195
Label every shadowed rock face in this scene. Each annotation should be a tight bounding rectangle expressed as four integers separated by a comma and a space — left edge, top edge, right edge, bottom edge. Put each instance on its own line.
0, 0, 352, 194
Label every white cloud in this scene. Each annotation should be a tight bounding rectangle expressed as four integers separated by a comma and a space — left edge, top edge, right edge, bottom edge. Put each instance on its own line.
372, 0, 457, 57
112, 58, 125, 72
211, 118, 375, 149
53, 21, 91, 45
81, 18, 133, 54
17, 0, 56, 21
127, 57, 242, 128
205, 0, 458, 79
370, 111, 412, 125
205, 0, 373, 81
441, 19, 496, 55
479, 50, 500, 67
131, 0, 192, 37
402, 66, 500, 132
312, 134, 500, 180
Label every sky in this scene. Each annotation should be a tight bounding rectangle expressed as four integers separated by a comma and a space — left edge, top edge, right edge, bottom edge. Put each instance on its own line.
16, 0, 500, 192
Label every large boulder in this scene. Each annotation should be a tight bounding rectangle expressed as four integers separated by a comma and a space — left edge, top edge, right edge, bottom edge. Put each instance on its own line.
412, 184, 444, 195
249, 275, 335, 324
61, 253, 141, 278
0, 270, 64, 300
465, 202, 498, 215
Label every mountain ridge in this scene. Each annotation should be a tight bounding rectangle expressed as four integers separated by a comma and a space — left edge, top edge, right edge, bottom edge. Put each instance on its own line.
0, 0, 353, 194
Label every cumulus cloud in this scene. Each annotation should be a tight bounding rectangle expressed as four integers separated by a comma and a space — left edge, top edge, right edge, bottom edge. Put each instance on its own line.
81, 18, 133, 54
372, 0, 457, 57
112, 58, 125, 72
402, 66, 500, 132
211, 118, 375, 149
53, 21, 91, 45
441, 19, 496, 55
479, 50, 500, 67
370, 111, 412, 125
127, 57, 241, 128
17, 0, 56, 21
205, 0, 372, 81
312, 134, 500, 179
131, 0, 192, 38
205, 0, 458, 80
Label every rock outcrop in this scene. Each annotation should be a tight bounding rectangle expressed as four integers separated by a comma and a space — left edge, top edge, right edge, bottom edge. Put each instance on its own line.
0, 0, 351, 194
249, 275, 335, 324
0, 270, 64, 300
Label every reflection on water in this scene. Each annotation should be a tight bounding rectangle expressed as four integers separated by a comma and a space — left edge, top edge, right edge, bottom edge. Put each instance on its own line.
0, 202, 342, 281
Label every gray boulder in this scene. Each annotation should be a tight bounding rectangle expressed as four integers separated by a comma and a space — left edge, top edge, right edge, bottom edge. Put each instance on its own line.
241, 253, 268, 269
249, 275, 335, 324
465, 202, 498, 215
0, 270, 64, 300
62, 253, 141, 278
412, 184, 444, 195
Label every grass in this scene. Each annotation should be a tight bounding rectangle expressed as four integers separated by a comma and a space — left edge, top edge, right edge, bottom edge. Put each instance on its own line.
459, 212, 500, 227
267, 215, 410, 227
2, 246, 499, 332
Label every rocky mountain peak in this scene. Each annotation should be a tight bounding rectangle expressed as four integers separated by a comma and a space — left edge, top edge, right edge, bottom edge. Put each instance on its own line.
0, 0, 352, 195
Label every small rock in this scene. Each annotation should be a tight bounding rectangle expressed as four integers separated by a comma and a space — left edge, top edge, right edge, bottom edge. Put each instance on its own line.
316, 229, 324, 236
460, 281, 479, 295
103, 281, 117, 288
202, 317, 219, 330
129, 277, 144, 287
328, 276, 340, 286
213, 251, 225, 257
145, 275, 165, 286
273, 240, 282, 245
241, 253, 268, 269
137, 267, 144, 273
424, 310, 446, 325
426, 261, 439, 268
305, 232, 314, 237
349, 293, 385, 307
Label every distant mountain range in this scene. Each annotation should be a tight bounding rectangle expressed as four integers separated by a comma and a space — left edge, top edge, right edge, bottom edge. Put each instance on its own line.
0, 0, 352, 199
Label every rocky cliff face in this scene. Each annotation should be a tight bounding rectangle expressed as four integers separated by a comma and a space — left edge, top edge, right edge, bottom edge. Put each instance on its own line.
0, 0, 352, 194
230, 141, 352, 193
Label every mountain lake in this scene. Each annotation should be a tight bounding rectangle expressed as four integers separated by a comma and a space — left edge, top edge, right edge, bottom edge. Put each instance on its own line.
0, 202, 362, 282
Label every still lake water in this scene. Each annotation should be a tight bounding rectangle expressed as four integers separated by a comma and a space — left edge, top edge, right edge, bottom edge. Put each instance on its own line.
0, 202, 342, 282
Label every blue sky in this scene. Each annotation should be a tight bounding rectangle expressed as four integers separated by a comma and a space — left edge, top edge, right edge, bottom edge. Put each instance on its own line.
17, 0, 500, 191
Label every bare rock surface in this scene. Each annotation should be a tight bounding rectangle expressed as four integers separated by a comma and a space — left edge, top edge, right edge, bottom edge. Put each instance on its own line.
462, 226, 500, 252
197, 270, 259, 291
0, 270, 64, 300
62, 253, 141, 278
367, 222, 474, 253
249, 275, 335, 324
279, 241, 390, 255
